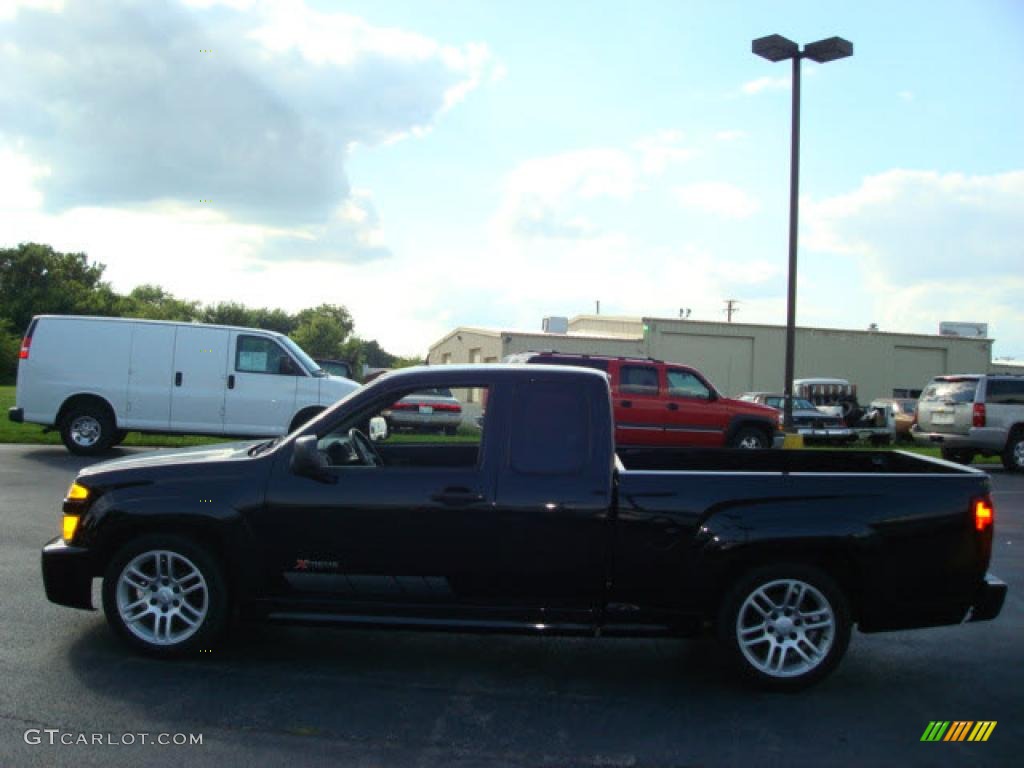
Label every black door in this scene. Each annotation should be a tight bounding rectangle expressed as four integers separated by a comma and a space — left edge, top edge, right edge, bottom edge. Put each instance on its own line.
251, 375, 612, 627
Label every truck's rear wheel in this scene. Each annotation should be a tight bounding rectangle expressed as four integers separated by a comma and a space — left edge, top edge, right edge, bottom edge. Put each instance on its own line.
102, 535, 228, 657
1002, 431, 1024, 472
60, 404, 115, 456
941, 447, 975, 465
718, 564, 851, 691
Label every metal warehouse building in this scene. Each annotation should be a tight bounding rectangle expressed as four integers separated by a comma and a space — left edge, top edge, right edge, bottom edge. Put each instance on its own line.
427, 315, 999, 401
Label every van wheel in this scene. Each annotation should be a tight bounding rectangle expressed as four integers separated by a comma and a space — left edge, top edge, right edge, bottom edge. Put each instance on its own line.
718, 564, 851, 691
102, 535, 228, 657
111, 430, 128, 447
731, 427, 769, 449
1002, 431, 1024, 472
60, 405, 115, 455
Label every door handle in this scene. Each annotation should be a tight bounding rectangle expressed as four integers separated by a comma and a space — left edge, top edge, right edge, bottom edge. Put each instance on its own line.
430, 487, 484, 506
228, 374, 235, 389
174, 372, 182, 387
667, 402, 679, 411
620, 400, 632, 408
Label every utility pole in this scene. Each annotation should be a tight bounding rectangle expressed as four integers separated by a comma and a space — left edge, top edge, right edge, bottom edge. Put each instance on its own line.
595, 300, 600, 315
724, 299, 740, 323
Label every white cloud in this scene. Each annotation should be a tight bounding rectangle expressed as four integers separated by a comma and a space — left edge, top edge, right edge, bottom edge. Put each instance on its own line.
804, 169, 1024, 355
899, 90, 914, 102
715, 129, 746, 142
0, 0, 496, 262
674, 182, 761, 219
492, 148, 638, 238
741, 75, 789, 95
633, 130, 693, 175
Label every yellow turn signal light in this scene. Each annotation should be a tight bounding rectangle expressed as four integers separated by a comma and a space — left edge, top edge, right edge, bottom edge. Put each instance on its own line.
66, 482, 90, 501
62, 514, 80, 543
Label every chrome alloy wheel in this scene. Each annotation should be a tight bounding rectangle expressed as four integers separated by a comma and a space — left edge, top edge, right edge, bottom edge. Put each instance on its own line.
1013, 438, 1024, 469
69, 415, 102, 447
737, 435, 763, 449
735, 578, 836, 678
115, 550, 209, 646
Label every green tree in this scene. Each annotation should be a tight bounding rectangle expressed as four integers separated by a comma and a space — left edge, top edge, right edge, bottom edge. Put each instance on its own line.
120, 284, 199, 321
0, 319, 20, 385
0, 242, 115, 331
392, 355, 424, 369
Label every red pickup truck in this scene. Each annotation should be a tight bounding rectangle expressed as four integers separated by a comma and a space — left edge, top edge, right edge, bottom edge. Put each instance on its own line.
505, 352, 781, 448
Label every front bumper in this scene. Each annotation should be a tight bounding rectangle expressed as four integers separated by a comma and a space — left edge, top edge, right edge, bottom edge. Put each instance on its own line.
967, 574, 1007, 622
41, 537, 95, 610
8, 406, 23, 423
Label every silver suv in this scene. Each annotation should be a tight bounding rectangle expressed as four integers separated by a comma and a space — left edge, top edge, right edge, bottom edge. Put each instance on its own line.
912, 374, 1024, 471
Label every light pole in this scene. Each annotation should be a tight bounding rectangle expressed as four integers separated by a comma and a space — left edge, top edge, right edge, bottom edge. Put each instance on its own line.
752, 34, 852, 431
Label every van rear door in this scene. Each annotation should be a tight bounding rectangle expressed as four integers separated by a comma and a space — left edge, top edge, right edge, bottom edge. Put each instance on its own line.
169, 325, 228, 434
126, 322, 176, 430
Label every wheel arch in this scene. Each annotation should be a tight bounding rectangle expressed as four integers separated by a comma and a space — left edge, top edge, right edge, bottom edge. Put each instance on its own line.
724, 416, 776, 447
56, 392, 119, 429
704, 544, 864, 625
289, 406, 325, 434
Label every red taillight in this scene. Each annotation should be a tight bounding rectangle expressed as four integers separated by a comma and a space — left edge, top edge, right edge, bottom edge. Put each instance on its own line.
432, 403, 462, 413
390, 402, 417, 411
974, 497, 994, 532
973, 403, 986, 427
19, 335, 31, 359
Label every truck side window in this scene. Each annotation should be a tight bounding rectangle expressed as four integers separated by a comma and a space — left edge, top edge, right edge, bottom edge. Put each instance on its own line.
510, 382, 589, 475
236, 335, 297, 375
666, 370, 711, 400
986, 379, 1024, 405
619, 365, 659, 395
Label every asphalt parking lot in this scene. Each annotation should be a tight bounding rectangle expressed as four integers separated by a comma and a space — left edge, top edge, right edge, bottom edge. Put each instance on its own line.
1, 444, 1021, 767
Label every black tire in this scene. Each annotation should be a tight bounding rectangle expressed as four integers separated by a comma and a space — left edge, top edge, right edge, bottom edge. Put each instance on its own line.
102, 534, 229, 657
941, 447, 976, 465
444, 426, 457, 436
289, 408, 324, 434
1002, 430, 1024, 472
111, 430, 128, 447
718, 563, 852, 691
59, 403, 116, 456
731, 426, 770, 449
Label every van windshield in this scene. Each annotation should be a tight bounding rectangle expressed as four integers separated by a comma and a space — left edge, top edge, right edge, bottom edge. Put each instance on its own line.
280, 336, 323, 376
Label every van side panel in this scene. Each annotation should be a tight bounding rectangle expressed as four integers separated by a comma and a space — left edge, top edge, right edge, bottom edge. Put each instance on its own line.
169, 326, 228, 434
19, 318, 131, 425
125, 322, 176, 430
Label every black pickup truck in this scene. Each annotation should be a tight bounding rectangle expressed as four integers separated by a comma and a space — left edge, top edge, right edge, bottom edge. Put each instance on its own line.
43, 365, 1006, 689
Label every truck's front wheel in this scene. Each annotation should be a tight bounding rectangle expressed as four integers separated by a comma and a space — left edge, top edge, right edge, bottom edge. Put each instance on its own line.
718, 564, 851, 691
102, 535, 228, 657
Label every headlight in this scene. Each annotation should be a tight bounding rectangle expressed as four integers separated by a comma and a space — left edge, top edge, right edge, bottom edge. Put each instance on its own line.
66, 482, 90, 501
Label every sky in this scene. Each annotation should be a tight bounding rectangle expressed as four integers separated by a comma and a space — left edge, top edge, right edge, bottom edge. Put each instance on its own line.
1, 0, 1022, 359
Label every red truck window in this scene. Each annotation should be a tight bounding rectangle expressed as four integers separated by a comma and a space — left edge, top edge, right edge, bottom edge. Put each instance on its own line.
620, 365, 659, 395
666, 370, 711, 400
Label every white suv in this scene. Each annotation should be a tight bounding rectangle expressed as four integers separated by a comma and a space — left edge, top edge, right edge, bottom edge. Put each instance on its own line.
912, 374, 1024, 471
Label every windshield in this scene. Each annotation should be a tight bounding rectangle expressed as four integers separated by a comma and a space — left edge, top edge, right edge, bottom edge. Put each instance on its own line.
920, 379, 978, 403
279, 336, 323, 376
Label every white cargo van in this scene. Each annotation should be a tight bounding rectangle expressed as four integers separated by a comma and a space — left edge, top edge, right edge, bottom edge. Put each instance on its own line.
8, 315, 360, 455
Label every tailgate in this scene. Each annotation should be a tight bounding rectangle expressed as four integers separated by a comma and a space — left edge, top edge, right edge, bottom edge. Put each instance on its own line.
918, 378, 979, 434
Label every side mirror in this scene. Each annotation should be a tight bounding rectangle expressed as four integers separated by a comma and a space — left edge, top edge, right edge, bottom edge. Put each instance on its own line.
290, 435, 335, 483
369, 416, 388, 441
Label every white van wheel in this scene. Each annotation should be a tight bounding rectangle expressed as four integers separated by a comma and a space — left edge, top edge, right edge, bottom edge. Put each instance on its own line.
60, 404, 115, 455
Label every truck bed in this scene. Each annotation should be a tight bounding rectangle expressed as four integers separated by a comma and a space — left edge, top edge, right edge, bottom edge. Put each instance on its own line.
616, 447, 980, 475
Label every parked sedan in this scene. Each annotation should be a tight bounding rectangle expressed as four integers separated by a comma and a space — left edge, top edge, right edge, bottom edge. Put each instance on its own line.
739, 393, 855, 444
382, 387, 463, 435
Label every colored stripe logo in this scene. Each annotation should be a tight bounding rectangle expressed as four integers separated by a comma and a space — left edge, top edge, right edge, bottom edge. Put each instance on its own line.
921, 721, 996, 742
